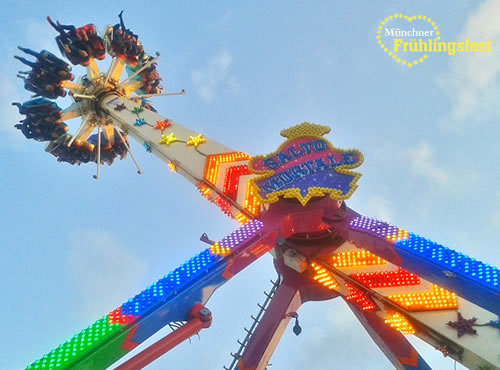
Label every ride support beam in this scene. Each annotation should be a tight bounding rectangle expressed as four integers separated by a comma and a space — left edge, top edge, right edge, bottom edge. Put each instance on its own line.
100, 94, 256, 220
115, 304, 212, 370
346, 302, 431, 370
236, 278, 302, 370
237, 257, 339, 370
348, 214, 500, 316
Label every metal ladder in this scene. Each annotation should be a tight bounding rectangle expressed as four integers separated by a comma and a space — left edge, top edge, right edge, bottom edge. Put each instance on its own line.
223, 275, 282, 370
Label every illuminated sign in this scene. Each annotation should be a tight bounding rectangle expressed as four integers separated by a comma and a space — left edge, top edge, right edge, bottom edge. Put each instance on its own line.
248, 122, 363, 206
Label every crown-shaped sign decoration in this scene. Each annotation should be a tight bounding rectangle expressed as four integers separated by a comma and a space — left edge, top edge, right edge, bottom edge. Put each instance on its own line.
248, 122, 363, 206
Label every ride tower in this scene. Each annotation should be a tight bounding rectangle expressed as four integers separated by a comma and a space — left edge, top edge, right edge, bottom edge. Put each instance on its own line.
13, 14, 500, 370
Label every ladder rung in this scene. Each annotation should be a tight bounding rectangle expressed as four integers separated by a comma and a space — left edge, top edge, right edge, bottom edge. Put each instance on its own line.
225, 276, 280, 370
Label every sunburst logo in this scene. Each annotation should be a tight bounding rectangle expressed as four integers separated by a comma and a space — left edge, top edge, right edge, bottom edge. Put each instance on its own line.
248, 122, 363, 206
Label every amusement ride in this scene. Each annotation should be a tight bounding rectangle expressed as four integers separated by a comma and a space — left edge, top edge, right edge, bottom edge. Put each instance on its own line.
13, 13, 500, 370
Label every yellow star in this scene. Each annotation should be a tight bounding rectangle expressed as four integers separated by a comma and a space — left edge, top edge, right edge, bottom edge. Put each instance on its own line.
159, 133, 177, 145
186, 134, 206, 148
167, 160, 177, 173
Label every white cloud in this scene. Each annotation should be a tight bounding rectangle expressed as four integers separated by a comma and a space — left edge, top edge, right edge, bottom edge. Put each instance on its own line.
191, 51, 235, 101
67, 230, 148, 318
437, 0, 500, 129
406, 142, 449, 185
349, 193, 395, 223
364, 195, 395, 223
204, 10, 233, 32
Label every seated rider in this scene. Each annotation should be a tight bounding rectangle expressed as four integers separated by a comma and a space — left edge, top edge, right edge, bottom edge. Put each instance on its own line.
47, 16, 105, 65
13, 99, 67, 142
15, 46, 73, 99
108, 11, 144, 65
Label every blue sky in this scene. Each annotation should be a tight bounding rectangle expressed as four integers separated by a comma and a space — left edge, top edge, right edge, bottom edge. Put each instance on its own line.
1, 1, 499, 369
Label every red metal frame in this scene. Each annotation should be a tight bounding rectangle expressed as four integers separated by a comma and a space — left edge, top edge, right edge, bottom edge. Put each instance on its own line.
115, 304, 212, 370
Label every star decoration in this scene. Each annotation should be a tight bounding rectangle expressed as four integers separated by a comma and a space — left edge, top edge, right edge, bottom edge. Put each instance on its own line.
435, 344, 449, 357
114, 103, 126, 111
186, 134, 206, 148
143, 143, 152, 153
134, 118, 147, 126
486, 319, 500, 333
167, 160, 177, 172
155, 119, 171, 130
132, 106, 144, 114
159, 133, 177, 145
447, 312, 478, 338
